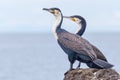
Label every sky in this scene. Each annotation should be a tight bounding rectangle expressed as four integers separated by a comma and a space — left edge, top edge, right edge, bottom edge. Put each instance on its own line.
0, 0, 120, 33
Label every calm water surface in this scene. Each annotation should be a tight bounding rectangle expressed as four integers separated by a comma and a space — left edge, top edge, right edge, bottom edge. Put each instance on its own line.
0, 33, 119, 80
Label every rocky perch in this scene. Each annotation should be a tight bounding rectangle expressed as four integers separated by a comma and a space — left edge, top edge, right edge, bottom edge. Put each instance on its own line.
64, 68, 120, 80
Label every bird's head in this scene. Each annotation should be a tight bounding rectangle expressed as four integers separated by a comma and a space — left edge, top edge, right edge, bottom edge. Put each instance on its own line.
64, 15, 85, 24
43, 8, 62, 17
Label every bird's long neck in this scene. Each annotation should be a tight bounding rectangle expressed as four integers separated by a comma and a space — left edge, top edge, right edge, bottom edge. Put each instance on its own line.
76, 21, 86, 36
53, 13, 63, 38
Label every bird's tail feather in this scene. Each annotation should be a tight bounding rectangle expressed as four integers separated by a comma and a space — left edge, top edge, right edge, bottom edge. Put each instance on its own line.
93, 59, 113, 69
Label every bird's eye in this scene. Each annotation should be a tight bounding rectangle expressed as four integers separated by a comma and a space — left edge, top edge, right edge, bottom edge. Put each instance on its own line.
76, 19, 79, 22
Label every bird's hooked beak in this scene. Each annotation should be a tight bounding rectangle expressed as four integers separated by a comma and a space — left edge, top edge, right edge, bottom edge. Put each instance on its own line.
43, 8, 50, 12
63, 16, 71, 19
64, 16, 77, 22
43, 8, 54, 14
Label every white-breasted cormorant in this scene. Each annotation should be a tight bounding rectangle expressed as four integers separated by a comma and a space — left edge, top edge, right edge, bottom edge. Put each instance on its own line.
43, 8, 113, 70
63, 15, 112, 69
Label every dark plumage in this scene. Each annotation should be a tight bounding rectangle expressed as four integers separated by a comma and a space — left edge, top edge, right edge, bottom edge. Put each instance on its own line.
43, 8, 113, 70
64, 15, 113, 69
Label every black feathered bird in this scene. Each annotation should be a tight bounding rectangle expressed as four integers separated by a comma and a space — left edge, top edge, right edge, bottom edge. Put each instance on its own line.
43, 8, 113, 70
63, 15, 112, 68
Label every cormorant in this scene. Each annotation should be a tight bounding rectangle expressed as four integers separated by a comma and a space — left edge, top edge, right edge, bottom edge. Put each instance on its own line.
43, 8, 113, 70
63, 15, 110, 68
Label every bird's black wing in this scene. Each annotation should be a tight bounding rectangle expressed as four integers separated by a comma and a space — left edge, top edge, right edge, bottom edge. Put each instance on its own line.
57, 31, 97, 60
91, 44, 107, 61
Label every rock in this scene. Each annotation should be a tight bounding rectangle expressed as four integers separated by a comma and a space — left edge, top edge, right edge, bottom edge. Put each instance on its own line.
64, 68, 120, 80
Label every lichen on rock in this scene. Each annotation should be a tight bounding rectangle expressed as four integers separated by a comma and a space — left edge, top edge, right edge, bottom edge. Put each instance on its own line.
64, 68, 120, 80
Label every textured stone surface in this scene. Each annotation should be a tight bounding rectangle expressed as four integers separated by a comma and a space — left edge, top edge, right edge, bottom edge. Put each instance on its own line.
64, 68, 120, 80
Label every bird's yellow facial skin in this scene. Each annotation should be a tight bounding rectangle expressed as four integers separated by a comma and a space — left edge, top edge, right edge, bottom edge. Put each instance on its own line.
49, 10, 59, 14
54, 10, 59, 14
71, 17, 76, 21
49, 10, 55, 14
51, 10, 61, 17
71, 17, 79, 22
71, 17, 81, 24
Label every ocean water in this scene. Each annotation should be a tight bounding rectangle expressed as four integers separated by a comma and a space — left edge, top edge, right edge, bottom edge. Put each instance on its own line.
0, 33, 119, 80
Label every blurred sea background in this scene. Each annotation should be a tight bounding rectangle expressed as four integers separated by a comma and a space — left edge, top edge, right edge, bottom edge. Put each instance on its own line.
0, 0, 120, 80
0, 33, 119, 80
